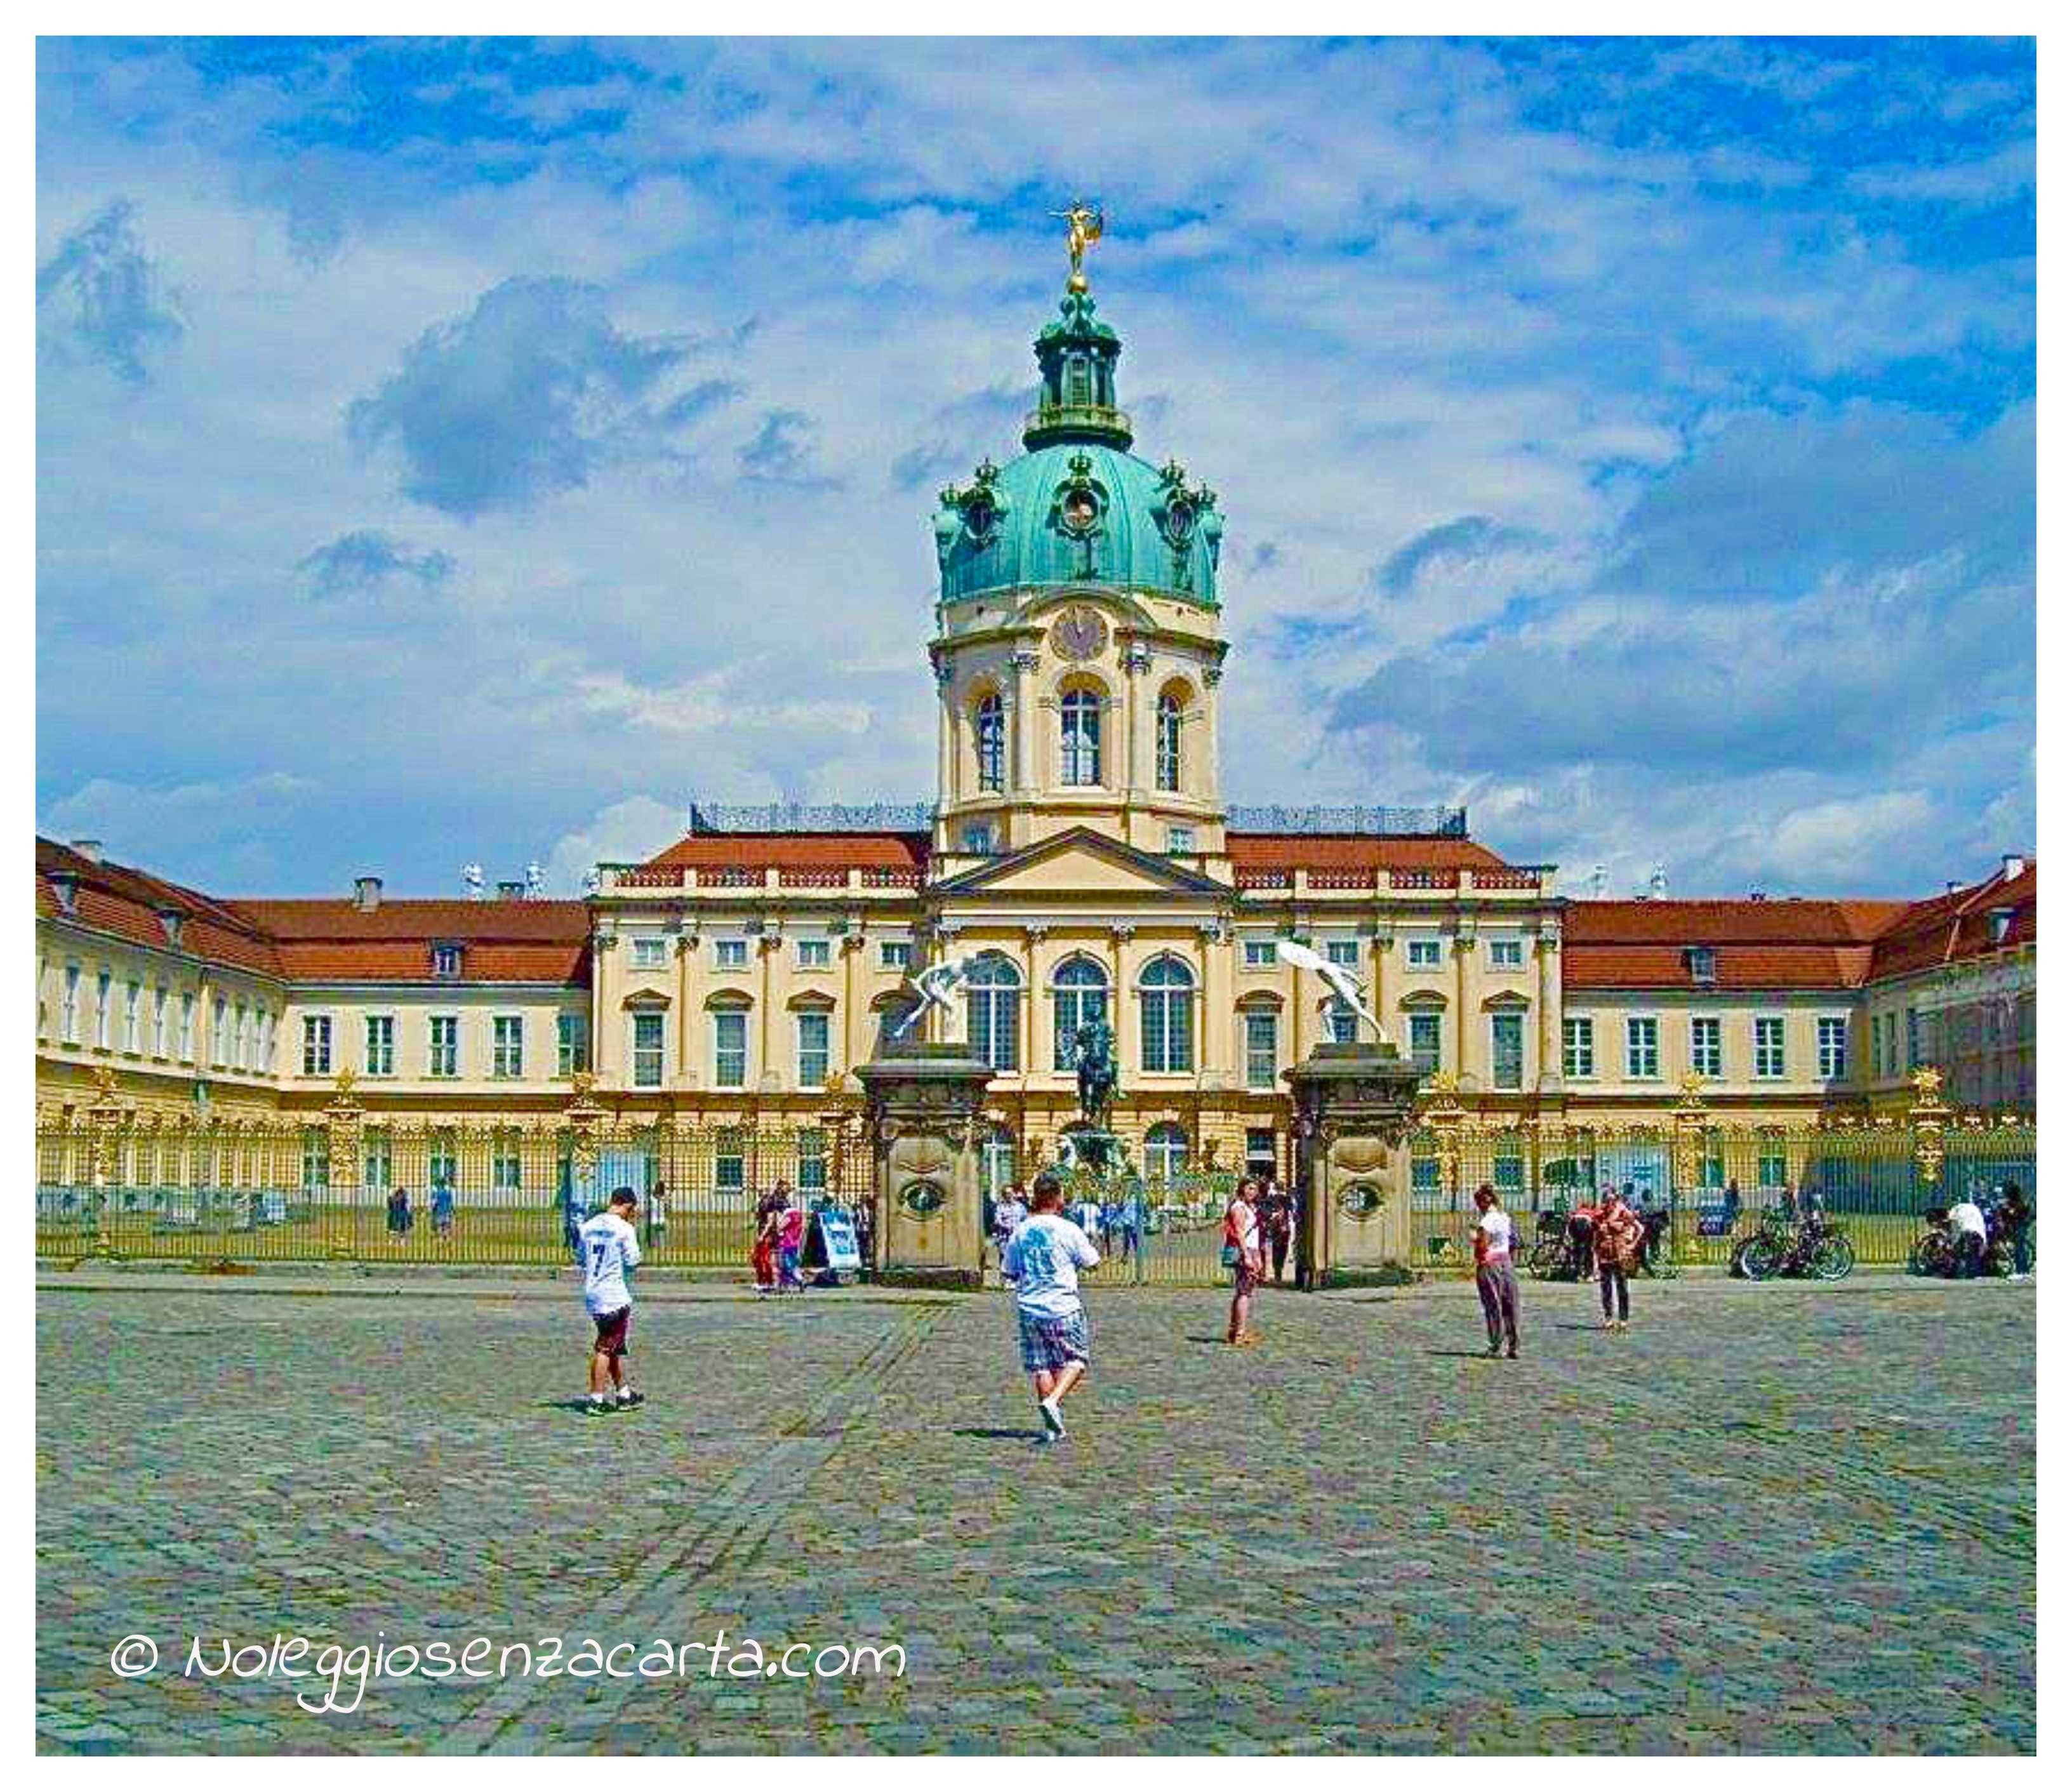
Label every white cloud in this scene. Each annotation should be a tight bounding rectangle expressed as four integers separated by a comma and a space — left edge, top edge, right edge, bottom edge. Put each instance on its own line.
541, 794, 685, 896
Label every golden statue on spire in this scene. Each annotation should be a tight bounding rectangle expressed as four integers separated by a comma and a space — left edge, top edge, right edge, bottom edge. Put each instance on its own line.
1056, 202, 1104, 293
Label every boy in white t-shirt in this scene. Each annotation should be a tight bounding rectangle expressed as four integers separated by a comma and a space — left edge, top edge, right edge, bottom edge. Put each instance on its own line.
1002, 1173, 1100, 1442
576, 1188, 646, 1416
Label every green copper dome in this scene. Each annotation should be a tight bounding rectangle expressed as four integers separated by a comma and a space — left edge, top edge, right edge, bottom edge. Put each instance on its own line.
933, 289, 1223, 606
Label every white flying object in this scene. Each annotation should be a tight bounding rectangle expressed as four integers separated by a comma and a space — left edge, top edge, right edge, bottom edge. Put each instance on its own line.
1272, 938, 1389, 1045
889, 952, 979, 1040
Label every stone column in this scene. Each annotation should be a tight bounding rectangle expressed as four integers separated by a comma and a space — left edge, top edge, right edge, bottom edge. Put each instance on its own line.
857, 1040, 997, 1289
1285, 1040, 1424, 1287
1201, 664, 1224, 808
1010, 649, 1041, 796
1536, 924, 1562, 1095
1124, 640, 1152, 799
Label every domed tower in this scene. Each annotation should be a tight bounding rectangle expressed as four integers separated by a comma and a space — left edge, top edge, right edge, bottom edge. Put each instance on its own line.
927, 217, 1230, 873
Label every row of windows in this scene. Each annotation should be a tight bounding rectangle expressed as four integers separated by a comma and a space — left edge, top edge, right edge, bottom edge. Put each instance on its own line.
1239, 937, 1530, 971
629, 936, 912, 973
972, 690, 1187, 795
298, 1013, 589, 1080
45, 962, 273, 1074
1560, 1015, 1848, 1082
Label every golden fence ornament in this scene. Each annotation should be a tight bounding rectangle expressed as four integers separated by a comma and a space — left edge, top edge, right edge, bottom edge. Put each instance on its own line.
1909, 1066, 1953, 1191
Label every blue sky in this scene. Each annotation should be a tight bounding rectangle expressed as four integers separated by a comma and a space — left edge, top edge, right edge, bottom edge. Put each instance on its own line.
36, 36, 2035, 898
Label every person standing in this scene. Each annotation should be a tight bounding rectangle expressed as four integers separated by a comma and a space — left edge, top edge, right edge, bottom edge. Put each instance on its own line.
575, 1187, 645, 1417
1001, 1172, 1100, 1442
778, 1196, 808, 1291
1260, 1180, 1295, 1284
992, 1181, 1028, 1287
1471, 1183, 1520, 1359
1998, 1181, 2033, 1278
646, 1179, 670, 1256
1224, 1177, 1265, 1346
751, 1184, 785, 1295
386, 1185, 413, 1237
430, 1180, 455, 1240
1947, 1190, 1989, 1278
1594, 1184, 1644, 1330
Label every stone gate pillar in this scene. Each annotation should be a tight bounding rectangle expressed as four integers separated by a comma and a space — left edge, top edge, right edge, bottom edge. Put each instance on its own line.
856, 1041, 995, 1289
1285, 1041, 1424, 1287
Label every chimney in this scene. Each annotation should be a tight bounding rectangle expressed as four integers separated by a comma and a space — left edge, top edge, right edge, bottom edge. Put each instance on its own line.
496, 880, 525, 901
353, 876, 383, 912
69, 839, 103, 863
2002, 853, 2026, 883
1946, 880, 1963, 897
1750, 891, 1767, 902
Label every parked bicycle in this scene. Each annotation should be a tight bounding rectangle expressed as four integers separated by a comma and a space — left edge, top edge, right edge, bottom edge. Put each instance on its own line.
1909, 1205, 2019, 1278
1736, 1208, 1854, 1282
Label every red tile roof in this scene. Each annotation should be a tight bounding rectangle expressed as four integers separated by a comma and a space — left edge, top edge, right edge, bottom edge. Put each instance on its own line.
642, 832, 929, 872
37, 839, 282, 977
1225, 834, 1511, 872
1866, 861, 2035, 982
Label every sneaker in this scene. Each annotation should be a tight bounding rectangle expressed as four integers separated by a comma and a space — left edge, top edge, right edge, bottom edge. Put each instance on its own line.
1038, 1397, 1066, 1438
1602, 1318, 1617, 1331
583, 1399, 613, 1418
1484, 1344, 1502, 1358
1506, 1347, 1520, 1360
616, 1390, 646, 1410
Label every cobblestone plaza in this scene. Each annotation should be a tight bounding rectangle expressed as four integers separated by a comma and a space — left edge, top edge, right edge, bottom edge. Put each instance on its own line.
36, 1273, 2033, 1754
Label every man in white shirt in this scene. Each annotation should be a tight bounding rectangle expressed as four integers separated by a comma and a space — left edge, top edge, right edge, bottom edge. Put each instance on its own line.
576, 1188, 645, 1416
1471, 1184, 1520, 1359
1947, 1193, 1989, 1279
1002, 1173, 1100, 1441
990, 1183, 1028, 1286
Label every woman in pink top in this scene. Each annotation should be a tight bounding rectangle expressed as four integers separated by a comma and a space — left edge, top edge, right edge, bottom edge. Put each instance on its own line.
778, 1200, 807, 1291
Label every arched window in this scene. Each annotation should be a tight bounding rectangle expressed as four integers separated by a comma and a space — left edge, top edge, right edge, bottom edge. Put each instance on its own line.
1138, 955, 1195, 1074
1051, 956, 1110, 1070
1060, 687, 1102, 786
1144, 1122, 1189, 1184
965, 952, 1022, 1072
981, 1125, 1018, 1201
1156, 692, 1183, 793
974, 692, 1005, 793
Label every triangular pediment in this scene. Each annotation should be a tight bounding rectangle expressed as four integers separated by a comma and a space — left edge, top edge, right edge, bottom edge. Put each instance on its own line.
931, 827, 1230, 899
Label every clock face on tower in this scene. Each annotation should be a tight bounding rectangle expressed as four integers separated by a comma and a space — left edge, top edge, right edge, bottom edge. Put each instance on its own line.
1049, 605, 1108, 662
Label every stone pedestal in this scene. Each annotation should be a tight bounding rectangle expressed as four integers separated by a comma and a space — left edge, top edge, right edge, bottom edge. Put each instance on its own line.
856, 1042, 996, 1289
1284, 1042, 1424, 1287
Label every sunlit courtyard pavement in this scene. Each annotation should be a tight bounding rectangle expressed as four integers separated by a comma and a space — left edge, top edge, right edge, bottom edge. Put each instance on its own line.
37, 1271, 2033, 1755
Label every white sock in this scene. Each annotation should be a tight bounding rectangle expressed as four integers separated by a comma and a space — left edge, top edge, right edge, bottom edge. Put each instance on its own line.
616, 1386, 635, 1401
588, 1391, 607, 1405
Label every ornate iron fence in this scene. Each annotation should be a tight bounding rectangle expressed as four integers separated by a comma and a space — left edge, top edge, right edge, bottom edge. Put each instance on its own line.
35, 1097, 871, 1273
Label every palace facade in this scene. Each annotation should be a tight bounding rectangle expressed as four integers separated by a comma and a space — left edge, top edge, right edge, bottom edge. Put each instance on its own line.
34, 256, 2036, 1189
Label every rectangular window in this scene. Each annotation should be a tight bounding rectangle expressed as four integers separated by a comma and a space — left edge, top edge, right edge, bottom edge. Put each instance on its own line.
880, 941, 912, 971
1325, 939, 1361, 967
1494, 1154, 1525, 1194
796, 939, 832, 969
211, 995, 227, 1067
1690, 1016, 1722, 1079
97, 971, 113, 1049
491, 1016, 524, 1079
152, 986, 168, 1058
236, 1002, 251, 1070
1166, 825, 1196, 854
714, 1010, 748, 1087
797, 1011, 830, 1086
1406, 938, 1442, 970
797, 1128, 828, 1193
1491, 1012, 1524, 1090
364, 1014, 395, 1077
1817, 1016, 1847, 1080
1754, 1016, 1786, 1080
715, 1132, 747, 1194
428, 1132, 456, 1197
631, 1012, 665, 1089
493, 1138, 522, 1196
1906, 1007, 1921, 1070
630, 936, 669, 969
1327, 1002, 1359, 1045
1562, 1016, 1594, 1079
1245, 1129, 1278, 1178
714, 939, 748, 970
428, 1016, 459, 1078
62, 964, 81, 1044
123, 980, 142, 1053
1488, 938, 1524, 970
302, 1014, 331, 1077
179, 992, 194, 1060
1408, 1011, 1442, 1073
1411, 1155, 1442, 1209
1758, 1148, 1788, 1188
962, 823, 996, 855
363, 1131, 393, 1193
1242, 940, 1277, 969
432, 943, 462, 979
301, 1128, 328, 1193
557, 1014, 588, 1076
1625, 1016, 1659, 1080
1245, 1011, 1278, 1090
